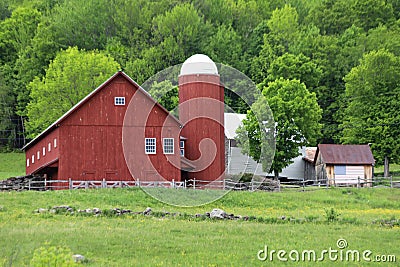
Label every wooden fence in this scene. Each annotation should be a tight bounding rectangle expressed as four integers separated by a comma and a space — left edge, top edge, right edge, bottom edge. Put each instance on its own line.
1, 176, 399, 191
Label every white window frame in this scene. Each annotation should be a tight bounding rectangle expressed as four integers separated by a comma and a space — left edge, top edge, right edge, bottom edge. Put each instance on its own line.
43, 147, 46, 156
48, 143, 51, 152
27, 159, 30, 167
54, 138, 57, 148
114, 97, 126, 106
180, 140, 185, 156
37, 151, 40, 160
163, 138, 174, 154
31, 155, 35, 164
145, 138, 156, 154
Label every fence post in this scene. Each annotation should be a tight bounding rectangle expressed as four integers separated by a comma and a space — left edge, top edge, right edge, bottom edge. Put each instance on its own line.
44, 177, 47, 190
357, 176, 360, 188
184, 180, 186, 189
28, 179, 31, 191
137, 178, 140, 187
223, 179, 226, 190
193, 178, 196, 190
172, 179, 175, 188
69, 178, 72, 190
390, 176, 393, 188
102, 178, 106, 188
302, 178, 305, 191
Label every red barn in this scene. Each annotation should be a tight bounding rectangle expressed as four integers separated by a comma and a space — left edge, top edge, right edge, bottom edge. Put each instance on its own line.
23, 54, 225, 186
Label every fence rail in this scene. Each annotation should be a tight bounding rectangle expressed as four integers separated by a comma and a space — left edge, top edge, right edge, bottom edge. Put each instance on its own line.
1, 176, 399, 191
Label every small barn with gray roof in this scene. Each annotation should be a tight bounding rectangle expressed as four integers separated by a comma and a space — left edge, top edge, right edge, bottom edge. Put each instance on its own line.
314, 144, 375, 186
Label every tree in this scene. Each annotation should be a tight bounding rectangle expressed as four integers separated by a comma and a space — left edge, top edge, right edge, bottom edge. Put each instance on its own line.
267, 4, 300, 55
203, 24, 243, 69
25, 47, 120, 137
237, 78, 322, 178
342, 49, 400, 177
152, 3, 205, 60
147, 80, 178, 112
266, 53, 322, 91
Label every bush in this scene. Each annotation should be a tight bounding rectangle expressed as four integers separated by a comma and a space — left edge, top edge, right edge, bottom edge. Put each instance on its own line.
30, 245, 76, 266
324, 208, 340, 222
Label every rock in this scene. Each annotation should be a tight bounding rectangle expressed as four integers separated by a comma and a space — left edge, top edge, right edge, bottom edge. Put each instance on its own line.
210, 208, 227, 219
37, 208, 48, 213
93, 208, 101, 214
72, 254, 85, 263
143, 207, 152, 215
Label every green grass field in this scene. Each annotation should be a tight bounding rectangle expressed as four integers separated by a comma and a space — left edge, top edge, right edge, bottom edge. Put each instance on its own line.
0, 152, 25, 179
1, 188, 400, 266
1, 152, 400, 266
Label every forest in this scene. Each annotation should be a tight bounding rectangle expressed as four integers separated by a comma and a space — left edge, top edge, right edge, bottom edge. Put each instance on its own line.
0, 0, 399, 169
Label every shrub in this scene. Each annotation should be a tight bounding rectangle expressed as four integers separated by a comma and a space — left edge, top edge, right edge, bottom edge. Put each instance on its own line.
30, 245, 76, 267
324, 208, 340, 222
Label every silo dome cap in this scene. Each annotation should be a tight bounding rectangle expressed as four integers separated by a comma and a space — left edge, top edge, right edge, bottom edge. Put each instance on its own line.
180, 54, 218, 76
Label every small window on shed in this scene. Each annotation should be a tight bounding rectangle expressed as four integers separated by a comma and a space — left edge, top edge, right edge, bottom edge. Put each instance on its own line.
31, 155, 35, 164
27, 159, 30, 167
145, 138, 156, 154
54, 138, 57, 148
37, 151, 40, 160
114, 97, 125, 106
43, 147, 46, 156
48, 143, 51, 152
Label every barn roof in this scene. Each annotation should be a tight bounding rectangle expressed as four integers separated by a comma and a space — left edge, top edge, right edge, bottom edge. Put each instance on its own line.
22, 71, 181, 150
315, 144, 375, 165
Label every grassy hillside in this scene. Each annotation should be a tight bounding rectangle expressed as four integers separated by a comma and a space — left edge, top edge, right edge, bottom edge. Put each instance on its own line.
0, 152, 25, 179
1, 188, 399, 266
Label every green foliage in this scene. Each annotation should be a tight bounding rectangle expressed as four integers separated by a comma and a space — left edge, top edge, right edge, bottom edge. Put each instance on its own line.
342, 49, 400, 165
147, 80, 178, 112
324, 207, 340, 222
1, 0, 400, 150
238, 79, 322, 176
25, 46, 120, 137
30, 245, 76, 266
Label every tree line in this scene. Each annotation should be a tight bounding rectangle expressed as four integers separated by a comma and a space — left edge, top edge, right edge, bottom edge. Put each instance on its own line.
0, 0, 399, 171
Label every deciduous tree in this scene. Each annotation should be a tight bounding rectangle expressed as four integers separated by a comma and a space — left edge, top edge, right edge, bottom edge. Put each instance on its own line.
26, 47, 120, 137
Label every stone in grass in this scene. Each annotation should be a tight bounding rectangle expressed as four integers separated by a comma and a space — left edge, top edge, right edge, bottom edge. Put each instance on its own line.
210, 208, 227, 219
143, 207, 152, 215
37, 208, 48, 213
72, 254, 85, 263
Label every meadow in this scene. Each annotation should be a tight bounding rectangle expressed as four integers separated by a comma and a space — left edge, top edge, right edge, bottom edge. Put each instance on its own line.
1, 152, 400, 266
1, 187, 400, 266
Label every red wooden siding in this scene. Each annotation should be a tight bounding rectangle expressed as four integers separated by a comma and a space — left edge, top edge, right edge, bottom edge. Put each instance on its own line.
123, 86, 181, 182
25, 128, 59, 177
58, 75, 134, 180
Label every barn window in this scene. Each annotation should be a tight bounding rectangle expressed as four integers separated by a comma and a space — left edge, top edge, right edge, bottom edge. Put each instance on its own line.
37, 151, 40, 160
163, 138, 174, 154
54, 138, 57, 148
42, 147, 46, 156
180, 140, 185, 156
334, 165, 346, 175
145, 138, 156, 154
114, 97, 125, 106
27, 159, 30, 167
48, 143, 51, 152
31, 155, 35, 164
